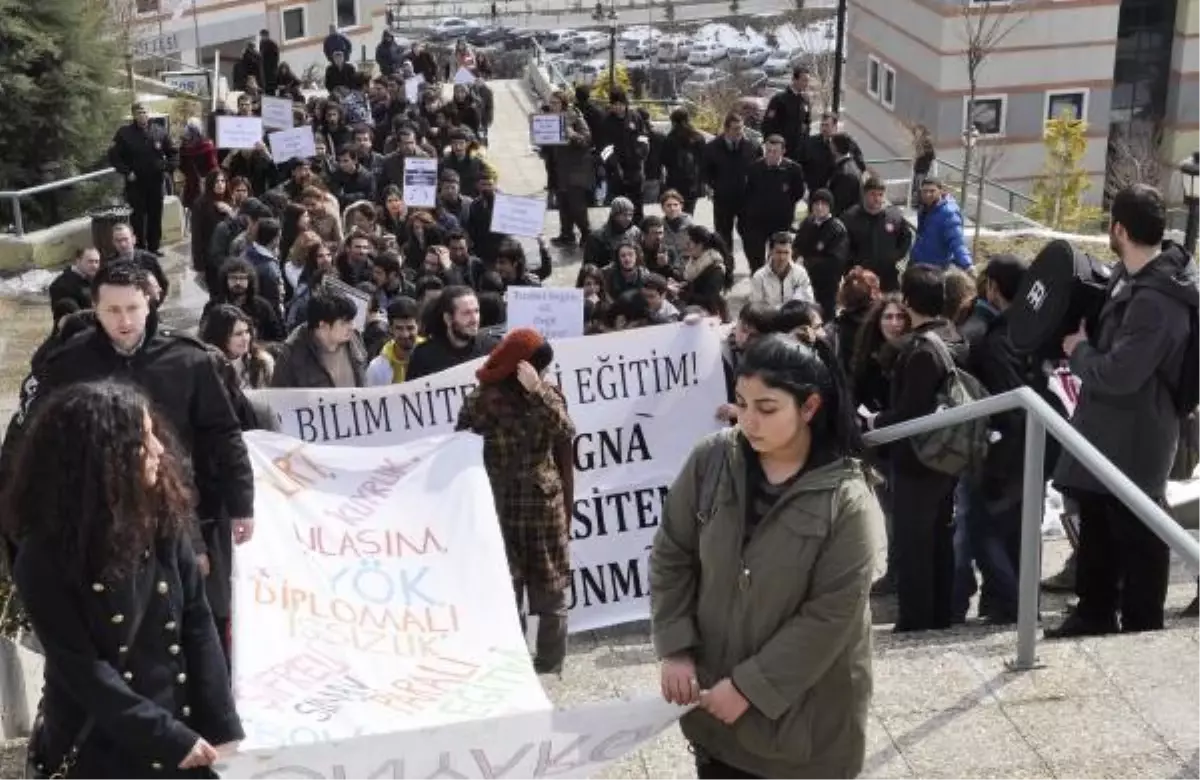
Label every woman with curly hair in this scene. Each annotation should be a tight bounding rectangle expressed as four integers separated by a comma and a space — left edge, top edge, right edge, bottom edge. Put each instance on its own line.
4, 381, 242, 778
200, 304, 276, 390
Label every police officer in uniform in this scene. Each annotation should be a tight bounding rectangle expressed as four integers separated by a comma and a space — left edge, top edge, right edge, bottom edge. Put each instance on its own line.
742, 135, 806, 274
108, 103, 178, 255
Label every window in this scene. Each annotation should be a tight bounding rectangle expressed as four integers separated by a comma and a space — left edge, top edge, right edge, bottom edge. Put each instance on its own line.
1045, 88, 1089, 123
867, 55, 880, 98
135, 0, 160, 13
281, 7, 306, 41
881, 65, 896, 110
963, 94, 1007, 137
336, 0, 358, 28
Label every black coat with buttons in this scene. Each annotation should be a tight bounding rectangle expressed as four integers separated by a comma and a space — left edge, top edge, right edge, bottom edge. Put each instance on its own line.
15, 532, 243, 778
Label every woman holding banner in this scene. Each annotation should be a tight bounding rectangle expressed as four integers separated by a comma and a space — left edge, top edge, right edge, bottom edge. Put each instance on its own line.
651, 334, 881, 779
4, 381, 242, 777
456, 328, 576, 674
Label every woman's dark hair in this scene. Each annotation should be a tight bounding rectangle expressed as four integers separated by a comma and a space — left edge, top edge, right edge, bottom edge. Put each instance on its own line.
477, 270, 505, 294
610, 288, 651, 327
280, 202, 309, 262
613, 239, 643, 265
575, 263, 605, 294
200, 302, 253, 348
737, 334, 864, 457
229, 174, 253, 195
201, 168, 228, 203
2, 381, 192, 579
738, 301, 777, 333
774, 299, 824, 338
851, 293, 908, 380
477, 291, 505, 328
200, 303, 274, 383
685, 224, 734, 287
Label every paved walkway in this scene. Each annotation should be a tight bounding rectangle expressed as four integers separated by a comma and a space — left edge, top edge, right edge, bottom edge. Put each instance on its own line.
1, 80, 1197, 778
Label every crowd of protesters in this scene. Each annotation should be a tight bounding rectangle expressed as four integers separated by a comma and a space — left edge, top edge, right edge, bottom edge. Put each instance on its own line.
2, 33, 1196, 778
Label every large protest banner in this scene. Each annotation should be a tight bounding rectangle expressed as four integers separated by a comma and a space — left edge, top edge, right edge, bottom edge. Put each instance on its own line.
250, 321, 727, 632
225, 430, 687, 777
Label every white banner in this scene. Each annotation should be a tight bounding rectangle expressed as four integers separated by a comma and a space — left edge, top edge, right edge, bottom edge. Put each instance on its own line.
249, 322, 727, 632
224, 431, 687, 776
219, 696, 686, 778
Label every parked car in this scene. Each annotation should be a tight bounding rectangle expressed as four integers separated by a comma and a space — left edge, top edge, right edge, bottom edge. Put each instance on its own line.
622, 28, 661, 58
541, 29, 577, 52
657, 36, 691, 62
763, 46, 804, 76
680, 67, 732, 99
466, 26, 510, 46
571, 31, 608, 56
727, 42, 770, 70
687, 41, 728, 66
428, 17, 480, 41
570, 59, 608, 86
733, 68, 770, 94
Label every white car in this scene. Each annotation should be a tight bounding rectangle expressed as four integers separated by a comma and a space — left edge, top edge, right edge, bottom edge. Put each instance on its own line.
571, 31, 608, 56
763, 47, 803, 76
622, 28, 660, 58
656, 36, 691, 62
680, 67, 732, 99
428, 17, 479, 41
687, 41, 728, 66
541, 29, 576, 52
728, 42, 770, 69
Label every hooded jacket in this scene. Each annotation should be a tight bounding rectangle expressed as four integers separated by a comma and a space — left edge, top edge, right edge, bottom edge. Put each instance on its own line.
1054, 242, 1199, 497
651, 430, 879, 779
584, 215, 642, 267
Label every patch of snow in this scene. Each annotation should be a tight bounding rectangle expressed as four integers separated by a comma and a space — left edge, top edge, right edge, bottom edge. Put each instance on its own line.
0, 269, 55, 298
695, 23, 745, 46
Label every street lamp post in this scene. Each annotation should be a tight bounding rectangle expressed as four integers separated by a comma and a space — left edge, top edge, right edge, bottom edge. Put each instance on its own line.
593, 2, 618, 95
1181, 151, 1199, 255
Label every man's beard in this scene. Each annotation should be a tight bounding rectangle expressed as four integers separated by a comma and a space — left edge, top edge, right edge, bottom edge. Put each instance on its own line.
450, 322, 476, 343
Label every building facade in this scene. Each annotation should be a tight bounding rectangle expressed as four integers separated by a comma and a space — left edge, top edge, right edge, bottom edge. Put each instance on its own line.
129, 0, 394, 83
844, 0, 1199, 206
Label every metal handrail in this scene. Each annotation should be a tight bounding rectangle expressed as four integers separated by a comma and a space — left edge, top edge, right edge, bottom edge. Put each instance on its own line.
864, 386, 1199, 671
1, 169, 122, 238
865, 155, 1036, 215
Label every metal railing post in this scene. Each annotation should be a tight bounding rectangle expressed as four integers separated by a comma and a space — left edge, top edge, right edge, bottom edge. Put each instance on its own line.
10, 197, 24, 238
1015, 413, 1046, 670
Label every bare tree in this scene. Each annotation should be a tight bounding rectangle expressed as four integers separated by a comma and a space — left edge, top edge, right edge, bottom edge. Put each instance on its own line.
971, 143, 1007, 258
109, 0, 148, 94
956, 0, 1027, 206
1106, 120, 1166, 201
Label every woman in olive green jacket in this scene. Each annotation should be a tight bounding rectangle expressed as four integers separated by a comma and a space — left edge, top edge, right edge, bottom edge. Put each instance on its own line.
651, 333, 883, 779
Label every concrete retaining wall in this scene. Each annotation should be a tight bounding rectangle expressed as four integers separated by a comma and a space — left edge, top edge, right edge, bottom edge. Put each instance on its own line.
0, 197, 185, 274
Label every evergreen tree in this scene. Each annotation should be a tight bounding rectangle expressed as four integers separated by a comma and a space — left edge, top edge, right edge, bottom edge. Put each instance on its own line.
1028, 115, 1102, 231
0, 0, 126, 192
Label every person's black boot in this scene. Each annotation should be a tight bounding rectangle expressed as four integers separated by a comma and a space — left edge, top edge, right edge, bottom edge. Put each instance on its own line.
1044, 611, 1118, 639
1182, 597, 1198, 617
532, 614, 567, 675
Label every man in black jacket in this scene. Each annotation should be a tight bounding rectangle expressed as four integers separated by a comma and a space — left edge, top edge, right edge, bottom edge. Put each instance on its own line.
406, 286, 499, 380
326, 146, 375, 209
760, 66, 812, 163
48, 247, 101, 313
701, 112, 762, 259
742, 135, 806, 274
598, 89, 650, 223
5, 261, 256, 552
961, 254, 1028, 624
827, 133, 863, 217
1048, 185, 1199, 637
842, 176, 913, 292
866, 263, 968, 632
110, 223, 170, 304
792, 188, 848, 318
108, 103, 178, 254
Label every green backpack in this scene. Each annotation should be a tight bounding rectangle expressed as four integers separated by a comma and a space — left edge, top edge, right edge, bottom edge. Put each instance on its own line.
909, 332, 992, 477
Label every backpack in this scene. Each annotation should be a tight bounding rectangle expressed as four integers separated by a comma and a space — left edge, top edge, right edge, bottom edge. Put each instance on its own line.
676, 146, 700, 185
1171, 303, 1199, 416
909, 332, 992, 477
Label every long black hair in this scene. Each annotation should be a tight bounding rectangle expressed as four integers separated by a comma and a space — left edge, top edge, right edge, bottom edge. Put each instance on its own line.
737, 333, 864, 458
685, 224, 735, 289
2, 381, 193, 580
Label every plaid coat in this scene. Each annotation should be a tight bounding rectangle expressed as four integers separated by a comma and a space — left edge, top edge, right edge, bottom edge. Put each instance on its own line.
456, 379, 576, 594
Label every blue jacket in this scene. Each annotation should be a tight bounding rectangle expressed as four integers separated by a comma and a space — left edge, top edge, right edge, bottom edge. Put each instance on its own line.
911, 195, 972, 269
